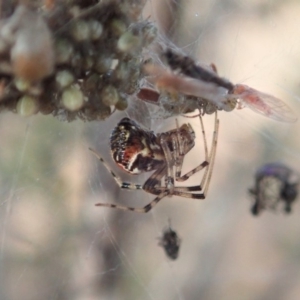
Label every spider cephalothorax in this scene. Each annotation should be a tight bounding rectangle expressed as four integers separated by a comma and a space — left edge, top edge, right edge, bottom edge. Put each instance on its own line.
89, 111, 219, 213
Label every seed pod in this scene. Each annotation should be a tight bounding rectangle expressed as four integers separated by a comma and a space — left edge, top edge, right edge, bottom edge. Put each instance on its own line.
55, 70, 75, 89
10, 6, 54, 82
117, 31, 140, 53
61, 85, 84, 111
55, 39, 74, 64
71, 20, 90, 42
95, 56, 112, 74
88, 20, 103, 40
14, 78, 30, 92
115, 94, 128, 111
109, 19, 127, 36
16, 95, 39, 116
101, 85, 119, 106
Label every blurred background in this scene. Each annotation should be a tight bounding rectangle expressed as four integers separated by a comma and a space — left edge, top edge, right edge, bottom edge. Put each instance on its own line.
1, 0, 300, 299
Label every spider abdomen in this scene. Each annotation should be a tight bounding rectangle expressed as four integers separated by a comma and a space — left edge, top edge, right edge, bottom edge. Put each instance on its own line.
110, 118, 165, 174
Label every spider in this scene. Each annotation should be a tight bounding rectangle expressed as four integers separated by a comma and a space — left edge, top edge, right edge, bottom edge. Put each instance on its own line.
89, 110, 219, 213
158, 220, 181, 260
249, 163, 299, 216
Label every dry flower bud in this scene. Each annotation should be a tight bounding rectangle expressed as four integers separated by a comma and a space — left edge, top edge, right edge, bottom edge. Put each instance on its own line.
10, 6, 54, 82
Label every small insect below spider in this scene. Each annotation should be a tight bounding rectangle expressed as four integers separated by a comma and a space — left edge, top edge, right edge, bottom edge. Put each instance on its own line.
249, 163, 299, 216
158, 221, 181, 260
89, 110, 219, 213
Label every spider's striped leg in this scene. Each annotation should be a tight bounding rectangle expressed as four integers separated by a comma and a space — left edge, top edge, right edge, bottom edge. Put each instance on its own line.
175, 111, 211, 182
171, 111, 219, 200
169, 116, 219, 197
157, 182, 209, 199
174, 118, 186, 179
94, 190, 169, 213
172, 190, 205, 199
143, 165, 167, 194
198, 112, 209, 159
95, 166, 170, 213
129, 166, 171, 213
176, 161, 209, 183
160, 135, 176, 193
200, 112, 219, 196
89, 147, 143, 190
172, 185, 204, 192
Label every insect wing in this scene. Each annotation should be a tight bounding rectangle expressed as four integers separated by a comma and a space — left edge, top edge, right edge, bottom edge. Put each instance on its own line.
235, 84, 297, 122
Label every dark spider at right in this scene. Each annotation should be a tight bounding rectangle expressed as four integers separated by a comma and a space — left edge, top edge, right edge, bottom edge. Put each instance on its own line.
249, 163, 299, 216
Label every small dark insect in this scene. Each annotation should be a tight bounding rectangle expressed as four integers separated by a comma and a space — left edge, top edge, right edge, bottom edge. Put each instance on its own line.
158, 221, 181, 260
249, 163, 299, 216
89, 110, 219, 213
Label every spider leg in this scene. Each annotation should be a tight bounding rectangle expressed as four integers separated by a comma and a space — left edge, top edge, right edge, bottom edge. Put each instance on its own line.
143, 166, 167, 194
171, 112, 219, 198
201, 112, 219, 196
89, 147, 143, 190
159, 157, 217, 199
198, 112, 209, 159
174, 119, 186, 180
172, 190, 205, 199
175, 111, 212, 182
95, 191, 169, 213
176, 161, 209, 182
95, 166, 171, 213
172, 185, 204, 192
147, 113, 219, 203
160, 136, 175, 193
